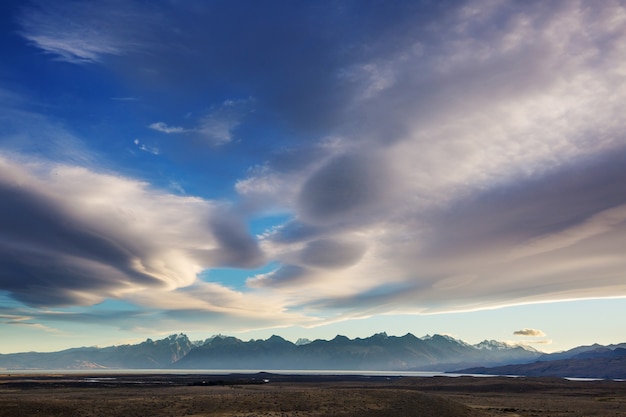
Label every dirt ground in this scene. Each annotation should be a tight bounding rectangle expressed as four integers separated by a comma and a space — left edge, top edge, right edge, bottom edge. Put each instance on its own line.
0, 373, 624, 417
395, 376, 626, 416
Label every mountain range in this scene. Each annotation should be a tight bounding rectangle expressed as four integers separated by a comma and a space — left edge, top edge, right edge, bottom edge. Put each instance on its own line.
0, 332, 538, 371
1, 333, 624, 378
174, 333, 539, 371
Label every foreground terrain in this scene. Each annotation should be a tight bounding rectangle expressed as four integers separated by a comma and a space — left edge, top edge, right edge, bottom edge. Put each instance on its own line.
0, 373, 624, 416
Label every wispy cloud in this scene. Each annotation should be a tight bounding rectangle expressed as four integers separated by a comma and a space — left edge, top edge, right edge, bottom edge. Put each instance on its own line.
503, 339, 552, 347
6, 321, 64, 334
148, 122, 187, 134
509, 205, 626, 261
0, 94, 95, 165
133, 139, 159, 155
196, 98, 254, 145
513, 339, 553, 346
1, 314, 64, 334
18, 8, 119, 63
149, 98, 254, 145
16, 0, 159, 63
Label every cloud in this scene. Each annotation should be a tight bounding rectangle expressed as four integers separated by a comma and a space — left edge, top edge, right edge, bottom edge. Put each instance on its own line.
9, 0, 626, 328
0, 92, 95, 165
299, 239, 367, 270
247, 265, 310, 289
297, 151, 398, 225
507, 338, 552, 346
524, 340, 552, 345
148, 122, 187, 134
149, 99, 253, 145
514, 328, 546, 337
196, 98, 253, 145
241, 0, 626, 318
133, 139, 159, 155
16, 1, 432, 134
0, 155, 261, 307
16, 0, 158, 63
509, 205, 626, 261
206, 212, 265, 268
2, 317, 63, 334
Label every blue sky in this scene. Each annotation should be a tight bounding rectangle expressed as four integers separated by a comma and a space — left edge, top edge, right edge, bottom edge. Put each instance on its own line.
1, 0, 626, 354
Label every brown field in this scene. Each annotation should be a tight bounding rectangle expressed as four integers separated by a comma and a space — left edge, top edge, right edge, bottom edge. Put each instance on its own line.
0, 373, 624, 416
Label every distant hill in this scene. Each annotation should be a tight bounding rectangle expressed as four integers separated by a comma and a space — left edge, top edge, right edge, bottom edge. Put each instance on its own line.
535, 342, 626, 361
0, 331, 541, 371
456, 347, 626, 379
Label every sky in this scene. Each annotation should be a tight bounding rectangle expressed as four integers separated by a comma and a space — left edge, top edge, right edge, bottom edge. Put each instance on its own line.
1, 0, 626, 355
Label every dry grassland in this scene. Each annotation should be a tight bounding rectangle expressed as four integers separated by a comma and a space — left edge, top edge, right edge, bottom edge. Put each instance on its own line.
0, 373, 624, 416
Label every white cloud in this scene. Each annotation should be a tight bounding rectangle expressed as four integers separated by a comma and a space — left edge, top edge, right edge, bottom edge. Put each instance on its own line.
0, 154, 262, 308
514, 328, 546, 337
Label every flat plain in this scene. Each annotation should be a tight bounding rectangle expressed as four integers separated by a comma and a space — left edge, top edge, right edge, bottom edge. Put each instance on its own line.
0, 373, 624, 416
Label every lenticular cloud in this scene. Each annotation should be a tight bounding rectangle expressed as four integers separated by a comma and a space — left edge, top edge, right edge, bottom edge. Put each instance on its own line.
0, 156, 259, 307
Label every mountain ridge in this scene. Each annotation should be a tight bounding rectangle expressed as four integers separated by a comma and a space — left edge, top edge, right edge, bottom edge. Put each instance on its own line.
6, 332, 624, 378
0, 332, 541, 371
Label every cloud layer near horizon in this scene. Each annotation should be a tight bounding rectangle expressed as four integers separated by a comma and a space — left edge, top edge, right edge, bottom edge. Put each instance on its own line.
3, 0, 626, 334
